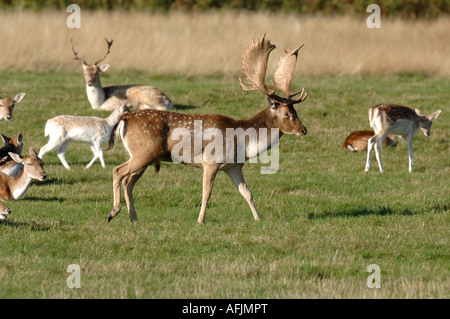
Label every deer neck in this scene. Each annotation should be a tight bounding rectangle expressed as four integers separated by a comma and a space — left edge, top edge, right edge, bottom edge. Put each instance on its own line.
8, 168, 32, 200
236, 108, 284, 155
86, 77, 106, 109
238, 108, 284, 137
105, 108, 123, 128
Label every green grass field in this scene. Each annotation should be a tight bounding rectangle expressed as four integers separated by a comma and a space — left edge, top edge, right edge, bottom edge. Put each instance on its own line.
0, 71, 448, 298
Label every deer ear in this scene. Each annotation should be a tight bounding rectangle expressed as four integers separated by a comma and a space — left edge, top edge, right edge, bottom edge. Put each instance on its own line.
14, 93, 25, 103
265, 96, 278, 110
29, 147, 37, 156
0, 134, 8, 144
427, 110, 441, 121
9, 152, 22, 164
99, 64, 110, 72
17, 132, 23, 142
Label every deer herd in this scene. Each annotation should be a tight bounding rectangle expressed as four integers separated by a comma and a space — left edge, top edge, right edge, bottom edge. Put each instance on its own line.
0, 35, 442, 223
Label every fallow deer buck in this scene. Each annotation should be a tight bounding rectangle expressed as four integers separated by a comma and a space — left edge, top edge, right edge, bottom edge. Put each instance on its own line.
0, 93, 25, 120
38, 104, 129, 170
365, 104, 441, 173
343, 130, 396, 152
71, 38, 173, 111
0, 132, 24, 177
0, 148, 47, 220
106, 35, 308, 223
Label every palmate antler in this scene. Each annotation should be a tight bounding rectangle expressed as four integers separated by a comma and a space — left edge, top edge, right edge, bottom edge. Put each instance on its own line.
70, 38, 113, 66
239, 35, 308, 104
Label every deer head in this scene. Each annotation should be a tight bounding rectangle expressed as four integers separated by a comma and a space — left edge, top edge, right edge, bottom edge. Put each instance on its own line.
415, 109, 441, 136
9, 148, 47, 181
240, 35, 308, 136
0, 93, 26, 120
0, 132, 23, 157
71, 38, 113, 87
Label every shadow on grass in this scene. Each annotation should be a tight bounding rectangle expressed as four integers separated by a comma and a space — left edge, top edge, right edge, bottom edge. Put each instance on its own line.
307, 207, 417, 220
0, 219, 52, 231
23, 196, 64, 202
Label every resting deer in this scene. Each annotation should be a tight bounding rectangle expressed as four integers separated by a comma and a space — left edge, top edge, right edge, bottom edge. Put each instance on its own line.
0, 93, 25, 120
365, 104, 441, 173
38, 104, 129, 170
0, 148, 47, 220
343, 130, 396, 152
106, 35, 308, 223
0, 132, 24, 177
71, 38, 173, 111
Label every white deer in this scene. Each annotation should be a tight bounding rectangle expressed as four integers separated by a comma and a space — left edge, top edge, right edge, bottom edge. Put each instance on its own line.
0, 93, 25, 120
71, 38, 173, 111
365, 104, 441, 173
38, 104, 129, 170
0, 148, 47, 220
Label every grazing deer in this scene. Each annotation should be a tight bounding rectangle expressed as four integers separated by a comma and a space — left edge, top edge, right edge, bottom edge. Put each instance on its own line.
106, 35, 308, 223
38, 104, 129, 170
0, 148, 47, 220
0, 132, 24, 177
0, 93, 25, 120
365, 104, 441, 173
71, 38, 173, 111
342, 130, 396, 152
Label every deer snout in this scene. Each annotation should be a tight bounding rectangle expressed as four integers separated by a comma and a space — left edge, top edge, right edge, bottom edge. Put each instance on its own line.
300, 127, 307, 135
296, 126, 307, 136
5, 115, 11, 120
41, 173, 47, 180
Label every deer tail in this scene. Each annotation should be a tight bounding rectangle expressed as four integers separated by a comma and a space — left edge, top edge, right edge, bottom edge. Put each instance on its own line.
107, 119, 126, 151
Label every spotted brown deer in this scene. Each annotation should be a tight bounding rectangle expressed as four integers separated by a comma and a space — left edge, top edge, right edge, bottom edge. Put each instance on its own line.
0, 93, 25, 120
0, 148, 47, 220
106, 35, 308, 223
365, 104, 441, 173
0, 132, 24, 177
71, 38, 173, 111
342, 130, 396, 152
38, 104, 129, 170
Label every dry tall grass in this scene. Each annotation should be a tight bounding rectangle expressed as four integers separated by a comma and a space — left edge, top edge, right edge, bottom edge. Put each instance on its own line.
0, 10, 449, 76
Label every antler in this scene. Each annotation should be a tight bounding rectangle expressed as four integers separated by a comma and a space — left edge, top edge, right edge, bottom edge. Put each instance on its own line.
70, 38, 88, 65
272, 45, 308, 103
239, 35, 276, 96
93, 38, 113, 65
240, 35, 307, 105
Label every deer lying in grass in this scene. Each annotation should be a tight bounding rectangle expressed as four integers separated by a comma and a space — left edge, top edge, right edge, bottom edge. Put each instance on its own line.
0, 148, 47, 220
342, 130, 396, 152
0, 132, 23, 177
0, 93, 25, 120
106, 35, 309, 223
365, 104, 441, 173
71, 38, 173, 111
38, 104, 129, 170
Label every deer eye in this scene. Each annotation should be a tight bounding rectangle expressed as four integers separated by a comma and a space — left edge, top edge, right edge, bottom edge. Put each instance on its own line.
284, 112, 289, 117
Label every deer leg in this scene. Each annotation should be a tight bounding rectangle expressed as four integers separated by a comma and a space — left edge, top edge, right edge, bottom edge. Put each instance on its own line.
109, 162, 130, 222
374, 141, 384, 172
56, 141, 71, 170
197, 165, 219, 224
225, 164, 261, 221
38, 138, 61, 159
406, 134, 414, 172
122, 168, 147, 222
365, 132, 388, 173
85, 144, 99, 169
109, 159, 151, 222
